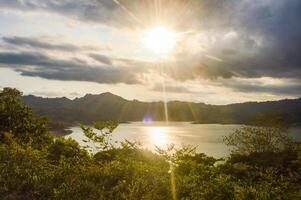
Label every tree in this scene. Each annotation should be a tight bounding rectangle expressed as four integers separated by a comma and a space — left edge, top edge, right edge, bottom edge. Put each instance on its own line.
224, 125, 292, 155
0, 88, 50, 145
80, 121, 118, 153
1, 87, 301, 199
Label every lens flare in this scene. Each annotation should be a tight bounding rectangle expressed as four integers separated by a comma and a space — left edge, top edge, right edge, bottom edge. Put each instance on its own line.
143, 26, 177, 54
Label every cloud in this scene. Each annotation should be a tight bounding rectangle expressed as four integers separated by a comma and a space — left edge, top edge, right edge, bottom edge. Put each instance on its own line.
217, 78, 301, 96
2, 1, 301, 79
1, 0, 301, 97
0, 51, 143, 84
31, 90, 69, 98
0, 0, 202, 29
234, 84, 301, 96
148, 0, 301, 82
0, 0, 129, 27
151, 84, 194, 94
2, 36, 100, 52
194, 0, 301, 80
90, 53, 112, 65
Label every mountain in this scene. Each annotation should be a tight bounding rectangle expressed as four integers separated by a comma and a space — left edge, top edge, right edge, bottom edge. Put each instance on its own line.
22, 93, 301, 126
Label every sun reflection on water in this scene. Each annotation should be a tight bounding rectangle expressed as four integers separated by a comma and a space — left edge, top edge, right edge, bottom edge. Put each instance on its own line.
148, 127, 169, 147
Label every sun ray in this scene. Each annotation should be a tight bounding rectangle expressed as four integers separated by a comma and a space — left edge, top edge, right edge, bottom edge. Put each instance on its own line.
142, 26, 177, 54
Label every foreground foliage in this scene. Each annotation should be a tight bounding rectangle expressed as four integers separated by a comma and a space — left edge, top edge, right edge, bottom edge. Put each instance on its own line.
0, 88, 301, 200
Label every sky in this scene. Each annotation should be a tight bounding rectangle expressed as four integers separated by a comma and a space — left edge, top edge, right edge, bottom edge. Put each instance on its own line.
0, 0, 300, 105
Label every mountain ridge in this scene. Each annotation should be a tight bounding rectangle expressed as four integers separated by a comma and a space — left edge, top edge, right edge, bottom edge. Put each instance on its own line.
25, 92, 301, 105
22, 93, 301, 126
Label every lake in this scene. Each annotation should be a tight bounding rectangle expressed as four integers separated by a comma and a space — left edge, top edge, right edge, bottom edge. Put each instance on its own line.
67, 122, 301, 158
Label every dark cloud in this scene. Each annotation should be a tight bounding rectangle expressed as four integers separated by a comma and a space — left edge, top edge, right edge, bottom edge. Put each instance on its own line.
234, 84, 301, 96
135, 0, 301, 82
90, 54, 112, 65
217, 78, 301, 96
195, 0, 301, 80
0, 51, 142, 84
0, 0, 130, 27
1, 0, 301, 96
161, 54, 235, 81
0, 0, 201, 29
2, 36, 100, 52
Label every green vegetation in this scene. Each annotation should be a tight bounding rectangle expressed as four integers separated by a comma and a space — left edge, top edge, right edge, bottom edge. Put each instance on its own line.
1, 88, 301, 199
22, 92, 301, 127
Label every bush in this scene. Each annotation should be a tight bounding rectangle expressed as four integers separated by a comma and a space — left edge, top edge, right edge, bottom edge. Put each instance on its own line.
0, 88, 301, 199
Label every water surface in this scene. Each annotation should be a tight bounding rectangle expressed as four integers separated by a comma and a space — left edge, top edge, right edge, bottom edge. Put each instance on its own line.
67, 122, 301, 158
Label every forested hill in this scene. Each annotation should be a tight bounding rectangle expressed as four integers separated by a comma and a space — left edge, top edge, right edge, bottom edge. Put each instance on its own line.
22, 93, 301, 126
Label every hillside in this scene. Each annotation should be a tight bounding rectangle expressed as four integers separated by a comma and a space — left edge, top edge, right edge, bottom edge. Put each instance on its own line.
22, 93, 301, 126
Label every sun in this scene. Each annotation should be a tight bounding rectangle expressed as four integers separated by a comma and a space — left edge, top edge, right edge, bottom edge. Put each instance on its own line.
143, 26, 177, 54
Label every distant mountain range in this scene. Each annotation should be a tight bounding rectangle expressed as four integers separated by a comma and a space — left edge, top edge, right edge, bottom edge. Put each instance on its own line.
22, 93, 301, 126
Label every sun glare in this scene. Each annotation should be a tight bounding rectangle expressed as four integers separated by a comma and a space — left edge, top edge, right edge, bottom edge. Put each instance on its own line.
143, 26, 177, 54
148, 127, 168, 146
